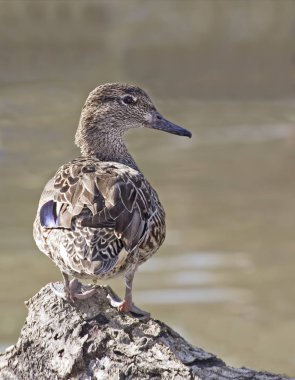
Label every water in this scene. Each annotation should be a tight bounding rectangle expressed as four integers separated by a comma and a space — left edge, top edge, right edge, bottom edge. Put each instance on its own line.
1, 1, 295, 376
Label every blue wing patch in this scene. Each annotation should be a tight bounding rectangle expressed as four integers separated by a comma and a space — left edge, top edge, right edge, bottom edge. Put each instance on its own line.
40, 200, 59, 228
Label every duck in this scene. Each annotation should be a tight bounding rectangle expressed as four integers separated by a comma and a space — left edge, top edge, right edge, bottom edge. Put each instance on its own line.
33, 83, 191, 316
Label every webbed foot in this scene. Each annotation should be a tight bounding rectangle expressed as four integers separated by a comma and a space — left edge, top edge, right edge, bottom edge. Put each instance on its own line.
51, 279, 97, 302
106, 288, 150, 318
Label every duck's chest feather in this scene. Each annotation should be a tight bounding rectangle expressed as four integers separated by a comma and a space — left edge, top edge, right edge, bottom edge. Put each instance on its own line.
33, 157, 165, 278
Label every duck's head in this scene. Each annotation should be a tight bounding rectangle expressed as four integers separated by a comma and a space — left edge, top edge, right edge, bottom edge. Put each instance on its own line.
75, 83, 191, 155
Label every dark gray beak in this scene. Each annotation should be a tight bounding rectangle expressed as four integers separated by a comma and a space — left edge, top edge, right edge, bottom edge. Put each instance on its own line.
149, 112, 192, 138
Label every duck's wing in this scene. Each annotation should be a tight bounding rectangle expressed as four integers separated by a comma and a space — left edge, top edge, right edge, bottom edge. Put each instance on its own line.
40, 162, 110, 230
81, 170, 151, 253
39, 160, 150, 253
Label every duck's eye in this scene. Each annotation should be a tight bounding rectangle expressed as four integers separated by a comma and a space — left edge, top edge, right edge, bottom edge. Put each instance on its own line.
122, 95, 137, 105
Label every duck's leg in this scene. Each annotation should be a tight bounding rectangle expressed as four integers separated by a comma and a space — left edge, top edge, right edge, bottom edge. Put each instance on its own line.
51, 272, 97, 302
107, 266, 150, 317
51, 272, 72, 300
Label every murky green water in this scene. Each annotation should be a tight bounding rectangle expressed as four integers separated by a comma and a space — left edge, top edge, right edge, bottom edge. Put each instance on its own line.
1, 1, 295, 376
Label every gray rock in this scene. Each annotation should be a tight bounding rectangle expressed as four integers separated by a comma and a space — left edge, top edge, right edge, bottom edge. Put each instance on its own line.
0, 284, 292, 380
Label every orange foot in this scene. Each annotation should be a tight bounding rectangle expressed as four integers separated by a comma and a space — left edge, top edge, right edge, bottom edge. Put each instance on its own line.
118, 299, 132, 313
107, 293, 150, 317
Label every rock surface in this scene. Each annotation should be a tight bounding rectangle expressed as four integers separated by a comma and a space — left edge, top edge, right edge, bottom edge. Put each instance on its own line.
0, 284, 292, 380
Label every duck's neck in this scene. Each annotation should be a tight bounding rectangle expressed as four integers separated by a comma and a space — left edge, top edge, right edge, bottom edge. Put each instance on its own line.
81, 134, 140, 172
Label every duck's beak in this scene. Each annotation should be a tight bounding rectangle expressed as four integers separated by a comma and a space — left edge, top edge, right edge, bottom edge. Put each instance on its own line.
148, 111, 192, 138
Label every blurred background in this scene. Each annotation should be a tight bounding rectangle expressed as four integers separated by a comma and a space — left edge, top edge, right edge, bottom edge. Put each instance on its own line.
0, 0, 295, 376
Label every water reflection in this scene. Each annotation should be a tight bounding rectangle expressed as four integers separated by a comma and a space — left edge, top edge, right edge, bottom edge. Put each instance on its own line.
136, 252, 251, 305
136, 288, 249, 305
142, 252, 251, 271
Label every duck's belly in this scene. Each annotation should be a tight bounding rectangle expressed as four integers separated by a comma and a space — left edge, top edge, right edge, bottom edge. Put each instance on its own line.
34, 220, 125, 280
33, 203, 166, 280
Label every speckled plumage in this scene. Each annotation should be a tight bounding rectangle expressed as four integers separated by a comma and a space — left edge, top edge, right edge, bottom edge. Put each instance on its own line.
33, 83, 191, 314
34, 157, 165, 280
